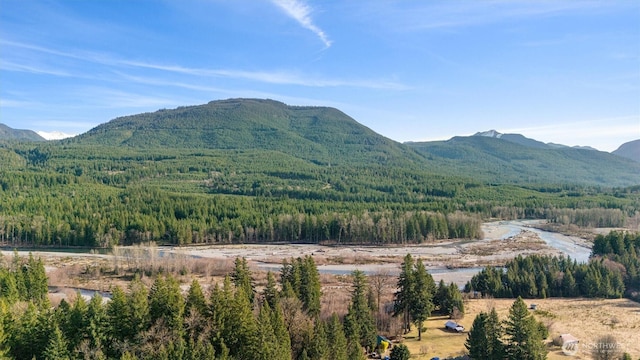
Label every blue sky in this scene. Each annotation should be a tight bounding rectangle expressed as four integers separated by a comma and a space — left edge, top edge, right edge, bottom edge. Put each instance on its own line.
1, 0, 638, 151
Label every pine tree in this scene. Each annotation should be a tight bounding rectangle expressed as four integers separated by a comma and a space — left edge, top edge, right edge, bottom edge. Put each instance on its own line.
486, 307, 505, 360
231, 257, 255, 304
465, 308, 504, 360
149, 275, 185, 335
300, 256, 321, 317
223, 286, 259, 359
390, 343, 411, 360
346, 270, 377, 351
307, 318, 328, 360
504, 297, 547, 360
270, 303, 292, 360
128, 277, 150, 338
326, 314, 348, 360
465, 311, 489, 359
86, 293, 108, 356
393, 254, 415, 334
263, 271, 279, 310
410, 258, 434, 340
107, 286, 129, 346
43, 324, 71, 360
67, 294, 89, 350
0, 300, 11, 359
185, 278, 207, 316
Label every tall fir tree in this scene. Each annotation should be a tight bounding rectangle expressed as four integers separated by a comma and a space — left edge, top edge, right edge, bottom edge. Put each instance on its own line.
43, 324, 71, 360
263, 271, 279, 310
465, 308, 504, 360
185, 278, 207, 316
231, 257, 255, 304
504, 297, 547, 360
393, 254, 415, 334
410, 258, 435, 341
326, 314, 348, 360
345, 270, 377, 351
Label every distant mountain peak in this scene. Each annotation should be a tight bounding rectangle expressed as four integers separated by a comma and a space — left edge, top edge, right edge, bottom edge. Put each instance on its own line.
37, 130, 76, 140
474, 130, 503, 138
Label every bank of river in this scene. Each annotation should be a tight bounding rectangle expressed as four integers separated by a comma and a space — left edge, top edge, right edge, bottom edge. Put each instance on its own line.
4, 220, 594, 290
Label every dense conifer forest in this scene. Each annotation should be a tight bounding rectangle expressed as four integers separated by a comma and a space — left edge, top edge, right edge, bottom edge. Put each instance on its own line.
1, 99, 639, 248
466, 232, 640, 301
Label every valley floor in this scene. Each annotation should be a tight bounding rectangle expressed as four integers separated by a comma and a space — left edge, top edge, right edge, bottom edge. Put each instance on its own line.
401, 297, 640, 360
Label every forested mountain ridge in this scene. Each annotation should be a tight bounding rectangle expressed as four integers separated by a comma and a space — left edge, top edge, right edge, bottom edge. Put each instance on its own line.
0, 123, 45, 142
613, 139, 640, 163
406, 135, 640, 187
67, 98, 424, 167
61, 98, 639, 186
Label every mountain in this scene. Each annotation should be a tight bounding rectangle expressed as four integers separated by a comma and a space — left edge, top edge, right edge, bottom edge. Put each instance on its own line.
612, 139, 640, 163
36, 130, 76, 140
61, 99, 638, 186
0, 123, 45, 142
406, 135, 640, 187
474, 130, 551, 149
68, 98, 423, 166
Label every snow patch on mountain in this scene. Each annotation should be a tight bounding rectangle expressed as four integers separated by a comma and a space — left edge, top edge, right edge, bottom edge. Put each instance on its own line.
474, 130, 502, 138
36, 130, 76, 140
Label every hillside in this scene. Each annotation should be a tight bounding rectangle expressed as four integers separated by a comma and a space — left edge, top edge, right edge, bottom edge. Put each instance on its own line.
613, 139, 640, 163
406, 135, 640, 187
0, 123, 45, 142
69, 98, 423, 167
474, 129, 551, 149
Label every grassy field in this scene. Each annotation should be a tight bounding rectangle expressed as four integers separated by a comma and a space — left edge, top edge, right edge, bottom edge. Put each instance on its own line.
398, 298, 640, 359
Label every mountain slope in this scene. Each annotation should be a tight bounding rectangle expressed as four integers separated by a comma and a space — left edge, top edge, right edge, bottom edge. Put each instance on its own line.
474, 130, 551, 149
613, 139, 640, 163
406, 136, 640, 187
0, 123, 45, 142
69, 98, 423, 166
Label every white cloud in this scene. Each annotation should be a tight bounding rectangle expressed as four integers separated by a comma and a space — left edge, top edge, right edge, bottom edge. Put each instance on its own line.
270, 0, 332, 48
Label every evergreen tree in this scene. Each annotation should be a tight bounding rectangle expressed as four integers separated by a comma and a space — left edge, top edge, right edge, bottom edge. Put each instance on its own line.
345, 270, 377, 351
393, 254, 415, 334
307, 318, 328, 360
128, 277, 150, 338
231, 257, 255, 304
326, 314, 348, 360
0, 300, 11, 359
263, 271, 279, 310
486, 307, 505, 360
410, 258, 434, 341
390, 343, 411, 360
107, 286, 130, 345
86, 293, 108, 356
222, 286, 259, 359
299, 256, 321, 317
185, 278, 207, 316
465, 309, 504, 360
504, 297, 547, 360
43, 324, 71, 360
67, 294, 89, 351
149, 275, 185, 335
270, 303, 292, 360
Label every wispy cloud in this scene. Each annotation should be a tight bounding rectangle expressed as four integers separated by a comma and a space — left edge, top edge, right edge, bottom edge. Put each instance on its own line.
1, 39, 407, 90
360, 1, 637, 32
0, 60, 71, 77
270, 0, 332, 48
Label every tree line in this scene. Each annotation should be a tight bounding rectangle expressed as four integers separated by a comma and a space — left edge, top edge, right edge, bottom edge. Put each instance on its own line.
465, 297, 547, 360
0, 253, 409, 360
465, 229, 640, 300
